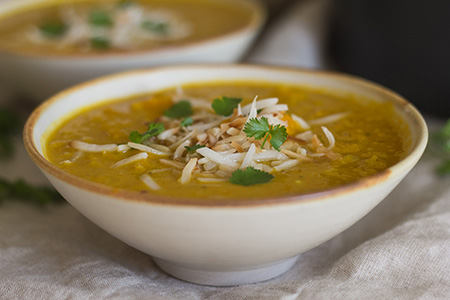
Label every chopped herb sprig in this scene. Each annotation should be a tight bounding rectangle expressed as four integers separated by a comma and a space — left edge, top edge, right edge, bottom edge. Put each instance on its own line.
129, 122, 165, 144
212, 97, 242, 116
141, 20, 169, 34
118, 0, 135, 8
184, 144, 205, 153
90, 36, 111, 49
229, 167, 274, 186
38, 19, 68, 37
181, 117, 193, 127
164, 100, 192, 119
89, 10, 114, 27
243, 117, 288, 151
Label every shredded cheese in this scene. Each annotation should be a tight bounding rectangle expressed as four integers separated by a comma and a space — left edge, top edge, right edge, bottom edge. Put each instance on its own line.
308, 113, 348, 126
69, 93, 343, 191
71, 140, 117, 152
111, 152, 148, 168
180, 157, 198, 184
128, 142, 169, 155
140, 174, 161, 190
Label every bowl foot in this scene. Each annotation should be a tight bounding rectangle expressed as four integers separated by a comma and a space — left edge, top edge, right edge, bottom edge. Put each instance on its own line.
153, 255, 299, 286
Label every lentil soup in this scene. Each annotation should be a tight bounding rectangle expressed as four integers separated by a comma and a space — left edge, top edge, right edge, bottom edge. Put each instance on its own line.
45, 81, 410, 200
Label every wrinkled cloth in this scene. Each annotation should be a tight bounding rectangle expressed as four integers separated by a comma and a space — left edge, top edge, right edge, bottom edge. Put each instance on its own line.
1, 0, 450, 299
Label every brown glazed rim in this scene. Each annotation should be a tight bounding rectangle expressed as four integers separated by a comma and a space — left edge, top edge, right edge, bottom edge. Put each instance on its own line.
0, 0, 266, 59
23, 64, 429, 208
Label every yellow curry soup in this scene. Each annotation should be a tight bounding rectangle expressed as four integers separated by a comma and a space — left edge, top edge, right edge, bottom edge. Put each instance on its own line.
0, 0, 256, 55
45, 82, 410, 201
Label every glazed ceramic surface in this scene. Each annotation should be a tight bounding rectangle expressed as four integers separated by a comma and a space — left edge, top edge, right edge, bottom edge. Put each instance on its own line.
0, 0, 265, 101
23, 65, 428, 286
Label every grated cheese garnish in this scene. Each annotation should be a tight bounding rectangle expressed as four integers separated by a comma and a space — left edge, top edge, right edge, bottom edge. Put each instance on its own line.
69, 93, 344, 188
111, 152, 148, 168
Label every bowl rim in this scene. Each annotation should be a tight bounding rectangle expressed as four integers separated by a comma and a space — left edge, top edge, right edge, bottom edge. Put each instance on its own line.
0, 0, 266, 59
23, 64, 429, 208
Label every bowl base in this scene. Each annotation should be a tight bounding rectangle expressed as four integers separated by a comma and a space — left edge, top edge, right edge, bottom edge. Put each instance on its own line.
153, 255, 299, 286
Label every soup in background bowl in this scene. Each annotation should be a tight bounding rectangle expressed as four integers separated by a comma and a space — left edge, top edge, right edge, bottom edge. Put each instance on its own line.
24, 65, 428, 286
0, 0, 265, 100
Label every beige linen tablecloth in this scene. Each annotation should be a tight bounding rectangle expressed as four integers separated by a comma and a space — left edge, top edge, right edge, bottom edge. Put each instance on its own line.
1, 0, 450, 299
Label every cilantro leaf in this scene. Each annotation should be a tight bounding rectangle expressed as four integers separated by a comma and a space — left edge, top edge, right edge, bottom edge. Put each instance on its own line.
269, 124, 288, 151
129, 122, 165, 143
181, 117, 193, 127
185, 144, 205, 153
90, 36, 110, 49
89, 10, 113, 27
243, 117, 288, 151
39, 19, 68, 37
142, 20, 169, 34
244, 117, 270, 139
164, 100, 192, 119
118, 0, 135, 8
229, 167, 274, 186
212, 97, 242, 116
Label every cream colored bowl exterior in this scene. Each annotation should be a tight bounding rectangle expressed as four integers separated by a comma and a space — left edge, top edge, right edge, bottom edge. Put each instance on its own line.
0, 0, 265, 101
24, 66, 428, 286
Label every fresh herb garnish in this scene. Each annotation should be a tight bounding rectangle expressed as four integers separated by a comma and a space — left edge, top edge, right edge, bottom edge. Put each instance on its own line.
184, 144, 205, 153
164, 101, 193, 119
129, 122, 165, 144
118, 0, 135, 8
89, 10, 113, 27
38, 19, 68, 37
181, 117, 193, 127
243, 117, 288, 151
229, 167, 274, 186
0, 177, 64, 206
0, 107, 21, 159
431, 119, 450, 175
90, 36, 110, 49
141, 20, 169, 34
212, 97, 242, 116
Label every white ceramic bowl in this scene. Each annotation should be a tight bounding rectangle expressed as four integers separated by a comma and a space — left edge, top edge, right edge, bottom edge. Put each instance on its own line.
0, 0, 265, 101
24, 65, 428, 286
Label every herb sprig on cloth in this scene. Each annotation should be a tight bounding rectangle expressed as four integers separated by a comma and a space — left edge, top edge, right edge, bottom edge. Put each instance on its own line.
0, 107, 22, 159
432, 119, 450, 175
0, 178, 64, 206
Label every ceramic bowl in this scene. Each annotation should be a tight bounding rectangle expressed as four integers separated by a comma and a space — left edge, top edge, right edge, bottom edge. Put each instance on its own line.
0, 0, 265, 101
23, 65, 428, 286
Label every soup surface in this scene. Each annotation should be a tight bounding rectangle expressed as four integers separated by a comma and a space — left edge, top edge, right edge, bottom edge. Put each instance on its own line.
0, 0, 255, 55
45, 82, 410, 200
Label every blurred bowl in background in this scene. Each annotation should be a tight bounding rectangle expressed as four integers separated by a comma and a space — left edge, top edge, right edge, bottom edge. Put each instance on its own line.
0, 0, 266, 101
